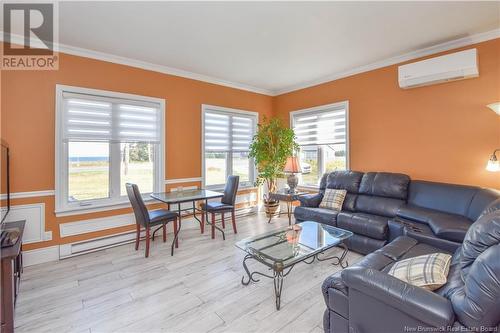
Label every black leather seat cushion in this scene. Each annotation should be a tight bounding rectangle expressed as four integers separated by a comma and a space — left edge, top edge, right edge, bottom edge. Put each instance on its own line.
200, 202, 233, 212
294, 207, 338, 226
337, 212, 389, 240
148, 209, 178, 224
398, 204, 472, 242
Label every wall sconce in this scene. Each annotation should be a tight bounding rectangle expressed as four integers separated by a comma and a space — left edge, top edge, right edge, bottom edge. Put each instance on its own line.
487, 102, 500, 116
486, 149, 500, 172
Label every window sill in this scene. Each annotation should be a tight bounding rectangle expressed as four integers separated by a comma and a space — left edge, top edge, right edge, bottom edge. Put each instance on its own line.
55, 197, 157, 217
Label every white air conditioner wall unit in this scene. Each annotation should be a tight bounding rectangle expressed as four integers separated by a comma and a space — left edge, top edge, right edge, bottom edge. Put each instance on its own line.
398, 48, 478, 89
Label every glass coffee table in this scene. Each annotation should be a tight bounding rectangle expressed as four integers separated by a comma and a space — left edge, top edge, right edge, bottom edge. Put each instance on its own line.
235, 221, 353, 310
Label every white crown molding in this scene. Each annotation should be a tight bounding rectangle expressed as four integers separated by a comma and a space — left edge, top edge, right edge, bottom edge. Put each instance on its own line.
274, 28, 500, 95
1, 190, 55, 200
0, 32, 274, 96
164, 177, 203, 185
2, 29, 499, 96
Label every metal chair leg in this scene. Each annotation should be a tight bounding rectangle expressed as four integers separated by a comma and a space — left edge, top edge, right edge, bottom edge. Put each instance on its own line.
221, 213, 225, 229
163, 223, 166, 242
201, 209, 205, 234
173, 217, 179, 248
211, 213, 216, 239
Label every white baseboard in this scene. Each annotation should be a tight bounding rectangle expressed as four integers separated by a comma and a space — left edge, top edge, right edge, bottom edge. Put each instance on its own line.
23, 246, 60, 267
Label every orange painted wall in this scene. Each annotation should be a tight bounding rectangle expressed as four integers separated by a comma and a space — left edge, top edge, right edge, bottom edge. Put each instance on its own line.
2, 38, 499, 253
274, 39, 500, 189
1, 50, 272, 250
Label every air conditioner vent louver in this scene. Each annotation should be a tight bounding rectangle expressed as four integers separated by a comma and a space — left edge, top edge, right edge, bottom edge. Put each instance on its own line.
398, 49, 478, 89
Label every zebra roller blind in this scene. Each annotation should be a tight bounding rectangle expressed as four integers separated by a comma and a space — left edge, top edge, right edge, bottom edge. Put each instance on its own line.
62, 92, 161, 143
204, 108, 255, 151
293, 105, 347, 146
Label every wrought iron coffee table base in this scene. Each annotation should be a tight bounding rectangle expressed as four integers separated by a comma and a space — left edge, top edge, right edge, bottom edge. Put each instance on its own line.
303, 243, 349, 268
240, 243, 349, 310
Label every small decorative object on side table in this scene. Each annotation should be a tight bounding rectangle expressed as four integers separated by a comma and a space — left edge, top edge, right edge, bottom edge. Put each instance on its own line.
268, 189, 308, 225
283, 156, 301, 192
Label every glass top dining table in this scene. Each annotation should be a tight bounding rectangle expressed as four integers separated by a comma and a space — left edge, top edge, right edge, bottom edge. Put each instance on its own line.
150, 189, 224, 255
150, 189, 223, 204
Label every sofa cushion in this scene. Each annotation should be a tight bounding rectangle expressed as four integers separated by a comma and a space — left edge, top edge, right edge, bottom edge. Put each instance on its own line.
466, 188, 500, 221
337, 212, 389, 240
376, 235, 418, 261
355, 195, 405, 217
408, 180, 478, 217
387, 253, 452, 291
294, 206, 338, 226
344, 234, 387, 254
320, 189, 347, 211
322, 171, 364, 194
319, 171, 364, 211
359, 172, 410, 200
397, 204, 472, 242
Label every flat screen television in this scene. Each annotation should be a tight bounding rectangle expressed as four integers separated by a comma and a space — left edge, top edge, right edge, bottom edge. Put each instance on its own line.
1, 141, 10, 224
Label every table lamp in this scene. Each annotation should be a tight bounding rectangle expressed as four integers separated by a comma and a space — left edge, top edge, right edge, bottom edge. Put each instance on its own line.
486, 149, 500, 172
284, 156, 302, 192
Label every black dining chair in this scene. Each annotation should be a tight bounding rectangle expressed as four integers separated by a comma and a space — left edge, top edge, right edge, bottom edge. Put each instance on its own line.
126, 183, 178, 258
200, 176, 239, 239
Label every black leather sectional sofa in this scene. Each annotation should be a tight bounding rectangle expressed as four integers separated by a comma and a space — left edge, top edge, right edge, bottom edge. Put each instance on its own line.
294, 171, 500, 332
295, 171, 499, 254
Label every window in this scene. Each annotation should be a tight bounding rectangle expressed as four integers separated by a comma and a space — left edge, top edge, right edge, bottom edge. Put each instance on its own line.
291, 101, 349, 187
55, 85, 164, 214
202, 105, 257, 189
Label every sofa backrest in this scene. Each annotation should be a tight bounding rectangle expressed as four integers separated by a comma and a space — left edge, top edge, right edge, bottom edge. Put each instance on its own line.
449, 210, 500, 328
408, 180, 500, 221
408, 181, 477, 217
355, 172, 410, 217
319, 171, 363, 211
467, 188, 500, 221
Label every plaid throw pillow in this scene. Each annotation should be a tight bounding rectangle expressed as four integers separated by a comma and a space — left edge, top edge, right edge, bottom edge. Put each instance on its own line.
388, 253, 452, 291
319, 189, 347, 211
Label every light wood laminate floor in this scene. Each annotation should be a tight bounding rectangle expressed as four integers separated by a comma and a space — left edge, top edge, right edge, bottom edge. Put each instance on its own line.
15, 213, 362, 333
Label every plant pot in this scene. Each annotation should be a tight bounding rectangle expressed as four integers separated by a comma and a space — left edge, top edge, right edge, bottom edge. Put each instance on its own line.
264, 200, 280, 218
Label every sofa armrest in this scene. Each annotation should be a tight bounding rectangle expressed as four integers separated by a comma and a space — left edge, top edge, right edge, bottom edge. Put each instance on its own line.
298, 193, 323, 207
342, 267, 455, 328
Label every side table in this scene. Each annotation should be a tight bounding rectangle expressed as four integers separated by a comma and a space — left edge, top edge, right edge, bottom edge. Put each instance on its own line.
268, 189, 308, 225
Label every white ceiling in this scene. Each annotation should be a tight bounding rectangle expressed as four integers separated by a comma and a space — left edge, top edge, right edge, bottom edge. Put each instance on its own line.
54, 2, 499, 95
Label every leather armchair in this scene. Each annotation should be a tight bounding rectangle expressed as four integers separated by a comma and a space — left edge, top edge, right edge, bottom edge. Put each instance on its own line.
343, 267, 455, 331
323, 209, 500, 333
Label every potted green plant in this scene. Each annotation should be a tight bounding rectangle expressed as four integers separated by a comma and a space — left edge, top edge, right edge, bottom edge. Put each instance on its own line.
249, 117, 299, 218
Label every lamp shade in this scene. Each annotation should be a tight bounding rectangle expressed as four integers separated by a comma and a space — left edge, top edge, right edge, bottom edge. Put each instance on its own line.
284, 156, 301, 173
486, 155, 499, 172
487, 102, 500, 116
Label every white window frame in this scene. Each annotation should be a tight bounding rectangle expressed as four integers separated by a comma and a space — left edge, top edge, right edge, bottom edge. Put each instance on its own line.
290, 100, 350, 189
201, 104, 258, 190
55, 84, 165, 216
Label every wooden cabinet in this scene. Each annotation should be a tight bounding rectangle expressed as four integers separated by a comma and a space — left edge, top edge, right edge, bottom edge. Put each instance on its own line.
1, 220, 25, 333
